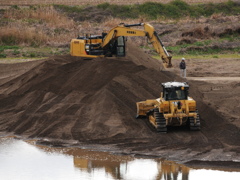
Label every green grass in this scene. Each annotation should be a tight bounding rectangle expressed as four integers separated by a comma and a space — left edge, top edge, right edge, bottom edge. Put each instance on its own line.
220, 33, 240, 42
0, 46, 69, 59
166, 34, 240, 56
150, 36, 240, 59
0, 46, 20, 52
53, 4, 83, 13
153, 53, 239, 61
168, 45, 240, 56
95, 0, 240, 20
23, 18, 42, 25
0, 46, 20, 58
0, 53, 7, 58
53, 1, 240, 20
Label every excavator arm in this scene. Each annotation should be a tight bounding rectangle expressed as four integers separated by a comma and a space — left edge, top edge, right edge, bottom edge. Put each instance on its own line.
101, 23, 172, 67
101, 23, 147, 47
144, 24, 172, 68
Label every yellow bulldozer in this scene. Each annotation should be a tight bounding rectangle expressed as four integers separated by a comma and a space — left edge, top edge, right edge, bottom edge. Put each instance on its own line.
136, 82, 200, 132
70, 22, 172, 67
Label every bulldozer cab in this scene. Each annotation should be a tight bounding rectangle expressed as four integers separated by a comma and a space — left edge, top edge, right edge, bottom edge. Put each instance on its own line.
162, 82, 189, 101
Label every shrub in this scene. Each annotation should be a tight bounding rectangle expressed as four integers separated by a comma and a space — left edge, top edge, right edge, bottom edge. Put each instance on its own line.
139, 2, 165, 19
0, 26, 48, 46
97, 2, 110, 10
97, 3, 138, 19
97, 0, 240, 20
4, 5, 75, 28
0, 54, 7, 58
54, 4, 83, 13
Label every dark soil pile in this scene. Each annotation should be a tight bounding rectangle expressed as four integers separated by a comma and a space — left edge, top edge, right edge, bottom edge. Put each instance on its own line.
0, 45, 240, 161
0, 60, 44, 86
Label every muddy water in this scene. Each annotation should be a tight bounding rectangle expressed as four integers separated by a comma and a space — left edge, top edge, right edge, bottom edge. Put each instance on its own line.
0, 137, 240, 180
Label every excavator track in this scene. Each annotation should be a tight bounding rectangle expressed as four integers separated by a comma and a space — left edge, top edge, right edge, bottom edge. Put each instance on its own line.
152, 108, 167, 133
189, 111, 201, 131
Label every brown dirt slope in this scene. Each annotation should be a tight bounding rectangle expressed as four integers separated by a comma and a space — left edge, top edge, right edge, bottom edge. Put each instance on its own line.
0, 60, 44, 86
0, 45, 239, 161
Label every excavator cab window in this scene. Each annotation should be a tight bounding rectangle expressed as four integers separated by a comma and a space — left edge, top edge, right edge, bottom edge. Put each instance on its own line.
116, 36, 125, 57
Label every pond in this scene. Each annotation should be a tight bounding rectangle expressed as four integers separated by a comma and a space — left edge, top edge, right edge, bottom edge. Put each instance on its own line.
0, 137, 239, 180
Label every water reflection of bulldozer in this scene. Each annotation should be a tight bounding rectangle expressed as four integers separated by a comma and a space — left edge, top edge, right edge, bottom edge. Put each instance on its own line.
34, 145, 240, 179
74, 158, 123, 179
73, 149, 190, 180
73, 150, 132, 179
156, 160, 190, 180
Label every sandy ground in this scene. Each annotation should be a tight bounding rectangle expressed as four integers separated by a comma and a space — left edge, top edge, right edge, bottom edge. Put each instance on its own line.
0, 45, 239, 166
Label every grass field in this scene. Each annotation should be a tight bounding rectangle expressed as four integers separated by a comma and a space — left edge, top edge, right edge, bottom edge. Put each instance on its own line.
0, 0, 234, 6
0, 0, 239, 59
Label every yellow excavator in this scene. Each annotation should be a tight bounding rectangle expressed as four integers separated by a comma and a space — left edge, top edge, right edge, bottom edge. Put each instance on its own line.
136, 82, 200, 132
70, 22, 172, 67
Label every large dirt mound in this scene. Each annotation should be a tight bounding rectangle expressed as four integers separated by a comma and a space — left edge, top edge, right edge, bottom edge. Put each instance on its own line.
0, 45, 239, 161
0, 45, 170, 139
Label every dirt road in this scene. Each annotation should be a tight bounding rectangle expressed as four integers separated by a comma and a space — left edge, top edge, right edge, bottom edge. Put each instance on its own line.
0, 45, 239, 164
187, 77, 240, 82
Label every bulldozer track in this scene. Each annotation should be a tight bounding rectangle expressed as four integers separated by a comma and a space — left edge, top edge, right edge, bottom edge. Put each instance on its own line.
142, 117, 158, 133
189, 111, 201, 131
154, 108, 167, 133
